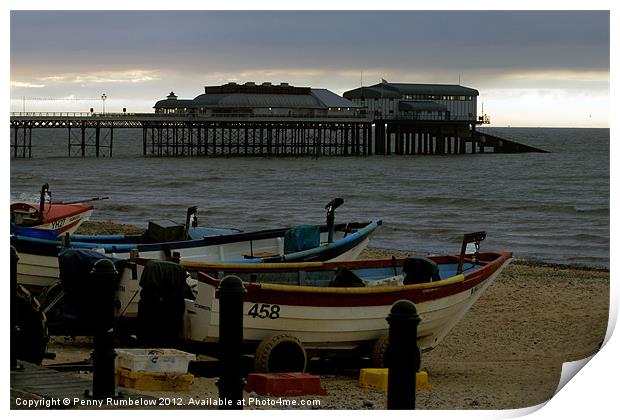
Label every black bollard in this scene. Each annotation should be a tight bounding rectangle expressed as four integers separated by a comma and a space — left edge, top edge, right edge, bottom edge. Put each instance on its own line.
90, 259, 118, 398
10, 246, 20, 370
216, 275, 247, 410
386, 299, 421, 410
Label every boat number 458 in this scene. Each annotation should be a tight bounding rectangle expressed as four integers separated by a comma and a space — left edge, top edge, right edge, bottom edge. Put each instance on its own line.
247, 303, 281, 319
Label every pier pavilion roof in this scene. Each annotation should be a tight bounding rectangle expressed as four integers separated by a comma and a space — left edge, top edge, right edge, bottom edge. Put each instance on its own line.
154, 83, 358, 111
343, 82, 479, 99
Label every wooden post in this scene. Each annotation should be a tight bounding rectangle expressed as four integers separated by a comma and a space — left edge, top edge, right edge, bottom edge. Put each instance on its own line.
95, 124, 100, 157
228, 125, 233, 156
13, 126, 18, 158
343, 124, 349, 156
188, 124, 193, 156
108, 124, 113, 157
142, 127, 147, 156
27, 126, 32, 158
365, 124, 371, 155
419, 132, 423, 154
81, 122, 86, 157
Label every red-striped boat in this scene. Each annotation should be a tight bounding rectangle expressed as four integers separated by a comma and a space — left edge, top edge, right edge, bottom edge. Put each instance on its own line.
174, 247, 511, 368
11, 184, 96, 235
11, 202, 94, 235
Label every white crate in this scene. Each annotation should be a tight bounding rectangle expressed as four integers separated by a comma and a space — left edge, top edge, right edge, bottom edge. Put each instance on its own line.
115, 349, 196, 374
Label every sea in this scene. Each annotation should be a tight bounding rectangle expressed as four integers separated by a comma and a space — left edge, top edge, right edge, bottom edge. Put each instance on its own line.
9, 127, 610, 269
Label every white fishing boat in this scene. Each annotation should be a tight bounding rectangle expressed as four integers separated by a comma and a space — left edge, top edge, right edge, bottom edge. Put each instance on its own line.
13, 219, 381, 291
180, 251, 511, 358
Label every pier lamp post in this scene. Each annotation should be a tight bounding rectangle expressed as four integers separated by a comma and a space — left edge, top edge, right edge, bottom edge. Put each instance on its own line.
101, 93, 107, 114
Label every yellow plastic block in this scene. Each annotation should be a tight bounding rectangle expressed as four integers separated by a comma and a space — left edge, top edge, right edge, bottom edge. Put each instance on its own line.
358, 368, 432, 391
358, 368, 389, 390
115, 367, 194, 391
416, 371, 432, 391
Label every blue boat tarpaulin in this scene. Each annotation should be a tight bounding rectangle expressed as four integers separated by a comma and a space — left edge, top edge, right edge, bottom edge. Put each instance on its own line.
284, 224, 321, 254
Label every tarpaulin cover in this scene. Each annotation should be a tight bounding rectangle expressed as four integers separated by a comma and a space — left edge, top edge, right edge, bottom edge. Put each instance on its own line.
58, 249, 126, 322
138, 260, 192, 345
283, 224, 321, 254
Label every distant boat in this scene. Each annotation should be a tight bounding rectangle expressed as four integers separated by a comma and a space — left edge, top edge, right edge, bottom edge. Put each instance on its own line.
11, 184, 96, 235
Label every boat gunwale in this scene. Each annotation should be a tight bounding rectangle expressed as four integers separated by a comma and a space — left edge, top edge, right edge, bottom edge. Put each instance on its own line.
10, 219, 381, 255
181, 252, 497, 272
194, 252, 512, 298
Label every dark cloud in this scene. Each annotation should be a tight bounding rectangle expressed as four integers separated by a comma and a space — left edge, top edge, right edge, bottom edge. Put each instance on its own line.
9, 10, 609, 126
11, 10, 610, 74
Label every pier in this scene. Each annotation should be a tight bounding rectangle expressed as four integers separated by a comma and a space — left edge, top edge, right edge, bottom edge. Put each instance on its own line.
9, 112, 544, 158
10, 81, 550, 158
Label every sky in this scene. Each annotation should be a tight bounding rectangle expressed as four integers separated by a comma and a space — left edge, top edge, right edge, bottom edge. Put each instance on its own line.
8, 9, 611, 127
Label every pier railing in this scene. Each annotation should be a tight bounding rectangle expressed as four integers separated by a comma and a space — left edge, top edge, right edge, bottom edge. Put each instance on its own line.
10, 112, 371, 121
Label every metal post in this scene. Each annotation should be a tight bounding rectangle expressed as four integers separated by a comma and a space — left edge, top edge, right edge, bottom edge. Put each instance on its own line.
11, 246, 20, 369
91, 259, 118, 398
216, 275, 247, 410
387, 300, 421, 410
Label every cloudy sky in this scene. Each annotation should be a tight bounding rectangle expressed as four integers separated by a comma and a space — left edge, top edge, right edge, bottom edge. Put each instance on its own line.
9, 9, 610, 127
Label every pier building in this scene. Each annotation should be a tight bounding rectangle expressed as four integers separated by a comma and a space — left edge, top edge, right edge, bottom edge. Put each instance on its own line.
343, 81, 483, 123
154, 82, 359, 118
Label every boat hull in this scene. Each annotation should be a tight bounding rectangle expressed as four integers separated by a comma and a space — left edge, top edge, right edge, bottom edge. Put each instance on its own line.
11, 203, 94, 235
12, 220, 380, 290
183, 253, 512, 352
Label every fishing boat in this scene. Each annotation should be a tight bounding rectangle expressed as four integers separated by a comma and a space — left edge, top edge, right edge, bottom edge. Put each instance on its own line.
11, 184, 96, 235
183, 255, 509, 349
115, 232, 509, 371
11, 200, 381, 290
50, 231, 510, 372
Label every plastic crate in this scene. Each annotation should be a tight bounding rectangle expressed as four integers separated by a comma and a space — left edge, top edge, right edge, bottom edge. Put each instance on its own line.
246, 373, 327, 397
115, 348, 196, 373
358, 368, 432, 391
116, 367, 194, 391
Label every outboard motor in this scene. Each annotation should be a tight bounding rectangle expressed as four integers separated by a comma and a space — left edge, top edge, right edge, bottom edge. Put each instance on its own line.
137, 260, 192, 346
402, 256, 440, 285
325, 198, 344, 244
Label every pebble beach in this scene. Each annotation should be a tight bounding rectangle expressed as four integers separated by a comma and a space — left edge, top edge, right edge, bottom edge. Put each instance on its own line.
33, 221, 610, 410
